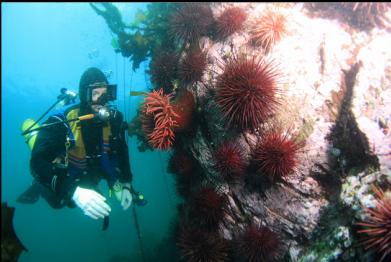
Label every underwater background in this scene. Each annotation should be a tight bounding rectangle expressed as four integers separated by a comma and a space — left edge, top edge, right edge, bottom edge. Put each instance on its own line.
2, 3, 180, 262
2, 2, 391, 262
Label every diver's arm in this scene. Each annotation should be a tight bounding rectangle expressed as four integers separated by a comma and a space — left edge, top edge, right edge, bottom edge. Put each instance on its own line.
30, 116, 78, 201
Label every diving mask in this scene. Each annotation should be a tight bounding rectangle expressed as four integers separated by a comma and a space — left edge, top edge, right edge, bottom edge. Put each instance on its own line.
86, 82, 117, 105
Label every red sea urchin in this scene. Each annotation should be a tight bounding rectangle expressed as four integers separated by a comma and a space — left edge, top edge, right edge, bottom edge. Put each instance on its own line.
252, 131, 301, 181
177, 225, 230, 262
168, 150, 195, 176
234, 225, 283, 262
357, 184, 391, 262
168, 149, 199, 198
215, 51, 281, 131
149, 50, 178, 94
249, 9, 288, 53
213, 140, 248, 182
178, 47, 208, 85
169, 3, 215, 44
215, 6, 247, 40
189, 187, 228, 232
141, 88, 179, 150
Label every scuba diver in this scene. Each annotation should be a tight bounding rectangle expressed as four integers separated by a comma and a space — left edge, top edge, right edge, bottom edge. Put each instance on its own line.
18, 67, 141, 221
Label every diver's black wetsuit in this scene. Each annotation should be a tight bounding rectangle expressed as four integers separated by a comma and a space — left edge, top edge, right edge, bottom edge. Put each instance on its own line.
29, 105, 133, 208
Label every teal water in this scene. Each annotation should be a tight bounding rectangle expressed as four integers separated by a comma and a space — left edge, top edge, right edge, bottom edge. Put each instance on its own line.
1, 3, 180, 261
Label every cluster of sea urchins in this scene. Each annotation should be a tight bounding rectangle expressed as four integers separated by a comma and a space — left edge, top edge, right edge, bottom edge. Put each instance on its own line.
357, 184, 391, 262
141, 88, 179, 150
215, 51, 281, 131
145, 4, 300, 262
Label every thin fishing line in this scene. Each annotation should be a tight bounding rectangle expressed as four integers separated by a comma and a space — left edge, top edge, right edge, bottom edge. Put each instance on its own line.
128, 61, 134, 120
123, 56, 126, 122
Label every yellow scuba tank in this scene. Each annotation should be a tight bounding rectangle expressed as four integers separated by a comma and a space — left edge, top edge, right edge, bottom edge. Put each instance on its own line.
21, 119, 40, 150
20, 88, 78, 151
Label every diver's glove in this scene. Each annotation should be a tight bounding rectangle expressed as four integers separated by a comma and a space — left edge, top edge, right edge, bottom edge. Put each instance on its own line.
72, 186, 111, 220
113, 182, 133, 211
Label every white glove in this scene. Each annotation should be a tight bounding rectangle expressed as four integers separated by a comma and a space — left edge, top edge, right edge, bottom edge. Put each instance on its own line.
113, 182, 133, 211
72, 186, 111, 220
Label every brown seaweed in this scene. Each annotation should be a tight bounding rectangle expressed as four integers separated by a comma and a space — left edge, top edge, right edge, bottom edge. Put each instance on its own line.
1, 202, 28, 262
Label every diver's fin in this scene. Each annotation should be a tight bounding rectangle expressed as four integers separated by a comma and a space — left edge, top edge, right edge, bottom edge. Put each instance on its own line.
17, 182, 41, 204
